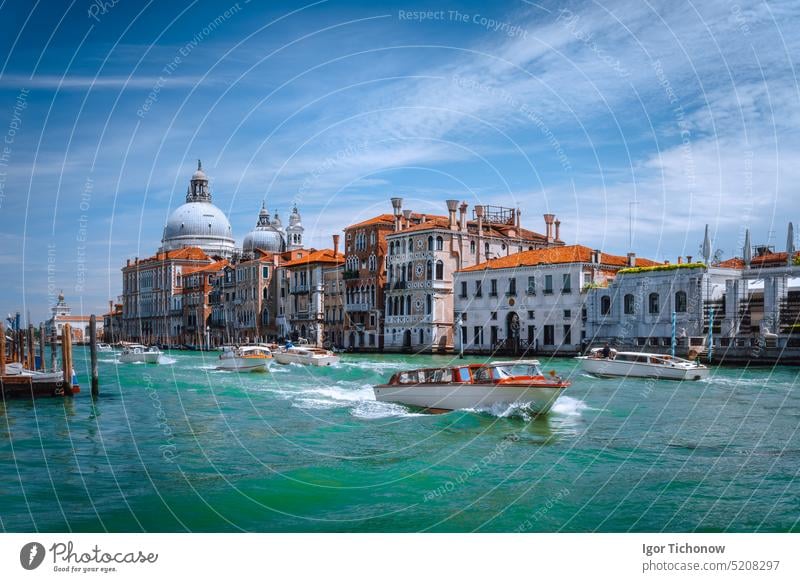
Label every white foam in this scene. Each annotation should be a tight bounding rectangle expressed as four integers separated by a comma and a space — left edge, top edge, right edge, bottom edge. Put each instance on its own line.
159, 357, 177, 365
551, 396, 589, 417
350, 399, 423, 419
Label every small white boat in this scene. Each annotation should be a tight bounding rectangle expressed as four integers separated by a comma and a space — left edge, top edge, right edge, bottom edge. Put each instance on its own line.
273, 345, 339, 366
374, 360, 569, 413
216, 345, 272, 372
97, 343, 114, 352
577, 349, 709, 381
118, 344, 162, 364
4, 362, 67, 383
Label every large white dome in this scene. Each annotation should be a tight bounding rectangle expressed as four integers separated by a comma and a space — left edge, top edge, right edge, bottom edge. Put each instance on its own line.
159, 161, 236, 258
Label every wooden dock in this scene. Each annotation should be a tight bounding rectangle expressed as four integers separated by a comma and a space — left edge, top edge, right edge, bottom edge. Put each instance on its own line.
1, 321, 81, 400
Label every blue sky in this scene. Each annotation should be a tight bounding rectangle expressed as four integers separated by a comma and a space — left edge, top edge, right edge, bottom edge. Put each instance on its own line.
1, 0, 798, 322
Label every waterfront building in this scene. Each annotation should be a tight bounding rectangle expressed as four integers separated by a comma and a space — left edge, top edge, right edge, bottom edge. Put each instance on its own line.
282, 238, 344, 346
102, 301, 123, 343
584, 223, 800, 362
383, 198, 561, 353
231, 250, 281, 343
180, 259, 228, 347
160, 161, 236, 258
454, 245, 659, 355
44, 291, 99, 344
121, 247, 212, 343
341, 213, 403, 350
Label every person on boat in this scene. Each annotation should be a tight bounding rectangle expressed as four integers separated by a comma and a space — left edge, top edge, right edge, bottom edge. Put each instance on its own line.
601, 343, 611, 359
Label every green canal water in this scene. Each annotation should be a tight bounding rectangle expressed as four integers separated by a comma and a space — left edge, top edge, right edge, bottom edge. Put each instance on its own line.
1, 348, 799, 532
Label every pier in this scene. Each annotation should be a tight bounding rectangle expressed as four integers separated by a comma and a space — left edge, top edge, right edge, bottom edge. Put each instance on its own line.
0, 321, 83, 399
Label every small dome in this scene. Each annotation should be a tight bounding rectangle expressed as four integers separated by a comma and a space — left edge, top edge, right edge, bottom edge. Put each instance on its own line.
242, 202, 285, 253
191, 159, 207, 182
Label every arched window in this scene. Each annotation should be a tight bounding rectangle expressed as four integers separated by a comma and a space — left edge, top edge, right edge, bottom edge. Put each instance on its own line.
400, 263, 406, 281
648, 293, 660, 314
406, 295, 411, 314
426, 294, 432, 315
386, 298, 392, 316
427, 236, 434, 251
436, 236, 443, 251
406, 263, 412, 280
402, 239, 406, 253
484, 242, 490, 256
388, 264, 393, 282
435, 260, 444, 280
426, 260, 433, 280
675, 291, 687, 313
601, 296, 611, 316
624, 294, 635, 315
470, 240, 476, 254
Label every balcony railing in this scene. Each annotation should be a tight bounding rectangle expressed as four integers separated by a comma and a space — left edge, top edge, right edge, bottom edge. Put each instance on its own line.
346, 303, 372, 312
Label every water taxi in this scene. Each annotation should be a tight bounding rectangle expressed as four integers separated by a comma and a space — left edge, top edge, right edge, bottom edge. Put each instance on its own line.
577, 348, 709, 381
118, 344, 162, 364
373, 360, 569, 413
97, 343, 114, 352
216, 345, 272, 372
273, 345, 339, 366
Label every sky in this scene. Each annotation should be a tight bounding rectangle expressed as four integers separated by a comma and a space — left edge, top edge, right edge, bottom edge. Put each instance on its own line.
0, 0, 798, 323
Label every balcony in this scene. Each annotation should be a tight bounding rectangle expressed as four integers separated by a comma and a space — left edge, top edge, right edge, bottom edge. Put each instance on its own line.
290, 284, 310, 294
292, 311, 321, 321
343, 270, 360, 280
346, 303, 372, 312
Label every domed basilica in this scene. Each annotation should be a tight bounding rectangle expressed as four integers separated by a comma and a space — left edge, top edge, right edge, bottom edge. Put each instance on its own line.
160, 160, 303, 257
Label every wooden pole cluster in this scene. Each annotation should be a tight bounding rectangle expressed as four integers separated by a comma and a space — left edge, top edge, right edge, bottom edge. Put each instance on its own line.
89, 314, 99, 397
61, 323, 73, 396
50, 326, 58, 372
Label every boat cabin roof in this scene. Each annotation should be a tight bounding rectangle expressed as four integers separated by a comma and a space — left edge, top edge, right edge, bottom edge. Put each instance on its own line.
387, 361, 545, 385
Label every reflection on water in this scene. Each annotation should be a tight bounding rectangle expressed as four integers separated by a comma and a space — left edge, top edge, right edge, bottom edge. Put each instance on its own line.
0, 348, 798, 533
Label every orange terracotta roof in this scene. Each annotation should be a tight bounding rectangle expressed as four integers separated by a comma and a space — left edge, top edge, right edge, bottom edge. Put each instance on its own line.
345, 214, 396, 229
282, 249, 345, 267
717, 257, 745, 269
459, 245, 660, 272
182, 259, 228, 275
126, 246, 210, 267
386, 218, 548, 241
719, 251, 798, 269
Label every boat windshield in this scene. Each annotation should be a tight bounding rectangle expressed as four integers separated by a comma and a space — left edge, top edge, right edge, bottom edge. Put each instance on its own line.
492, 363, 544, 378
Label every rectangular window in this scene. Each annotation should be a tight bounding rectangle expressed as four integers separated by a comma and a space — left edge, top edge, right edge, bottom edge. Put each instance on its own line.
507, 278, 517, 296
490, 279, 498, 296
473, 326, 483, 345
544, 325, 555, 346
490, 325, 498, 345
527, 325, 535, 344
491, 311, 497, 320
562, 273, 571, 293
563, 325, 572, 345
460, 281, 467, 298
544, 275, 553, 294
527, 276, 535, 295
563, 309, 571, 319
475, 280, 482, 298
583, 272, 591, 286
527, 310, 535, 319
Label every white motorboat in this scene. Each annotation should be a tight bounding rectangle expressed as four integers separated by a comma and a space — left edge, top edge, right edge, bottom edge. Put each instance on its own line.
577, 349, 709, 381
118, 344, 162, 364
374, 360, 570, 413
273, 345, 339, 366
216, 345, 272, 372
97, 343, 114, 352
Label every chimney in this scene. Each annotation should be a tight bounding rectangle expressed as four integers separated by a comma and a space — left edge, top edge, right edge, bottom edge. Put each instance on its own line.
402, 209, 412, 230
459, 202, 468, 232
516, 207, 521, 228
391, 197, 403, 232
126, 259, 130, 267
677, 256, 682, 264
592, 249, 601, 264
446, 199, 459, 230
332, 234, 340, 258
543, 213, 555, 242
554, 219, 561, 241
686, 255, 692, 263
475, 205, 485, 262
664, 260, 670, 265
626, 252, 635, 267
421, 214, 427, 223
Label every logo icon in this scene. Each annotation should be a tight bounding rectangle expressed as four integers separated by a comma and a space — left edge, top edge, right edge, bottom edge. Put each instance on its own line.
20, 542, 46, 570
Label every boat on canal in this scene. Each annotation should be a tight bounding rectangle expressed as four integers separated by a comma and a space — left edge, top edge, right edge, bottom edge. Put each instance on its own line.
373, 360, 569, 413
97, 343, 114, 352
273, 344, 339, 367
216, 345, 273, 372
118, 344, 162, 364
4, 362, 69, 384
576, 348, 709, 381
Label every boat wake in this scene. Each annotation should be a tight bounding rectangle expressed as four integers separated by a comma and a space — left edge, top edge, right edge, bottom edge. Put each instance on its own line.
282, 381, 423, 419
550, 396, 590, 417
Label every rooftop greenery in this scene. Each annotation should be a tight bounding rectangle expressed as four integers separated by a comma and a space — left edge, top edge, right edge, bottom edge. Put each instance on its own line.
618, 262, 707, 275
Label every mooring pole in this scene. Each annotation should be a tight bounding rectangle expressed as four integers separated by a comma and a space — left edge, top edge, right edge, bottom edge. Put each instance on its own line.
27, 324, 35, 370
50, 326, 58, 371
0, 322, 6, 376
89, 315, 99, 398
61, 323, 74, 396
38, 324, 45, 371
